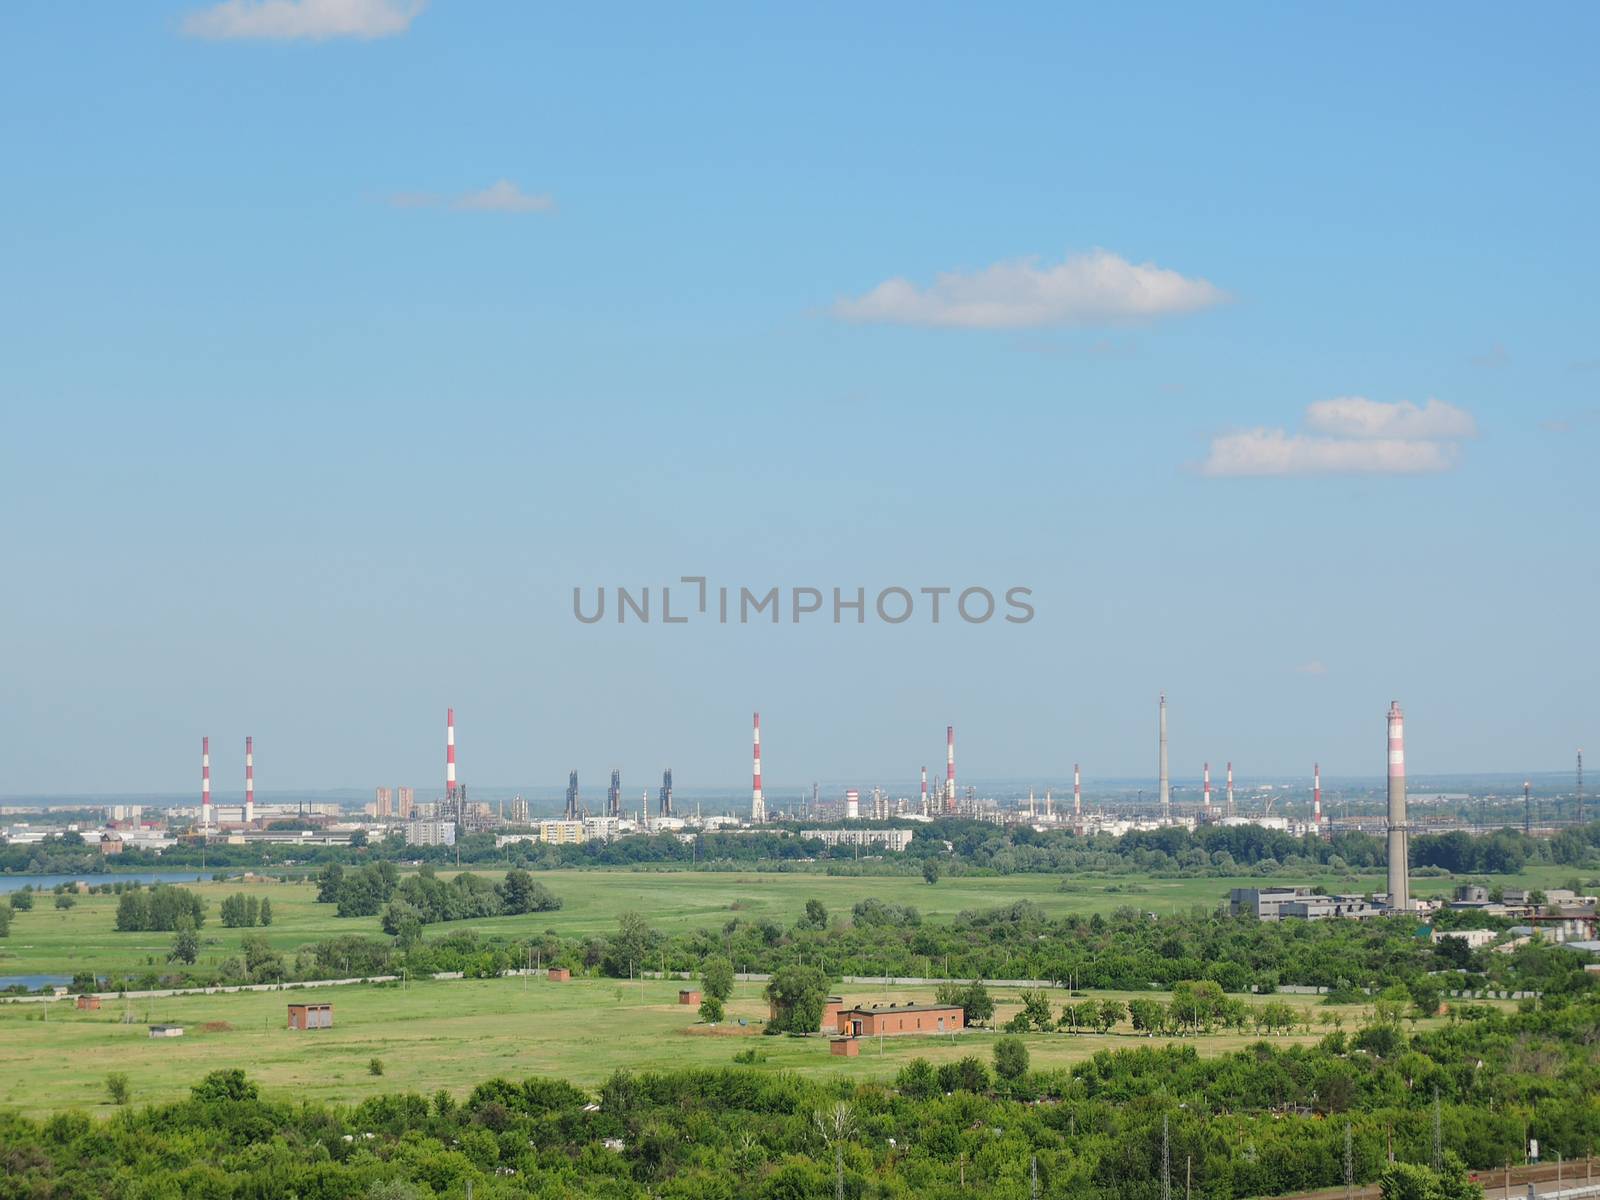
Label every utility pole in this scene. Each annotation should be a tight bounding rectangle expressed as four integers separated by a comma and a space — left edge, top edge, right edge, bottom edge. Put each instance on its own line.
1162, 1114, 1172, 1200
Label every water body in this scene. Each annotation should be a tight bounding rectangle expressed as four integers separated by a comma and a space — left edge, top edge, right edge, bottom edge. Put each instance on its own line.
0, 974, 72, 991
0, 870, 207, 895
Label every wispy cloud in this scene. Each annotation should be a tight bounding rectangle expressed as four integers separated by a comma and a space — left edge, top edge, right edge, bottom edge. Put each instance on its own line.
1202, 397, 1476, 478
386, 181, 556, 214
182, 0, 425, 41
833, 249, 1226, 329
1303, 396, 1477, 441
453, 180, 556, 214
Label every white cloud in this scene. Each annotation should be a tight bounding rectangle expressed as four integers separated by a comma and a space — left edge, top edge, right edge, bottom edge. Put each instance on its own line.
1303, 396, 1478, 441
1202, 430, 1460, 477
453, 180, 556, 214
385, 181, 556, 214
833, 249, 1225, 329
181, 0, 424, 41
1203, 397, 1476, 478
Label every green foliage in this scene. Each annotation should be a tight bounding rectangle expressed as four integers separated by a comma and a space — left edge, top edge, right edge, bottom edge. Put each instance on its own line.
116, 884, 205, 932
104, 1072, 130, 1105
992, 1035, 1029, 1081
219, 892, 267, 927
0, 902, 10, 938
763, 964, 832, 1033
369, 1058, 384, 1076
934, 979, 995, 1026
698, 996, 725, 1023
54, 893, 75, 910
189, 1069, 259, 1103
923, 859, 942, 884
701, 955, 736, 1003
894, 1057, 938, 1099
9, 889, 33, 911
168, 918, 199, 965
1379, 1160, 1484, 1200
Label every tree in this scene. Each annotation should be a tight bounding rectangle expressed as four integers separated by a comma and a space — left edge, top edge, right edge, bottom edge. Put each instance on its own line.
0, 903, 10, 938
258, 897, 272, 926
603, 911, 663, 978
9, 890, 33, 911
935, 980, 995, 1027
1098, 999, 1127, 1034
1379, 1160, 1482, 1200
1409, 976, 1444, 1018
923, 859, 942, 885
701, 955, 736, 1003
895, 1058, 938, 1099
1128, 998, 1165, 1035
764, 964, 832, 1034
168, 918, 199, 965
801, 899, 828, 929
54, 894, 75, 910
1014, 988, 1053, 1032
241, 934, 284, 982
993, 1036, 1030, 1082
315, 863, 345, 904
105, 1073, 131, 1105
190, 1069, 259, 1103
698, 996, 724, 1023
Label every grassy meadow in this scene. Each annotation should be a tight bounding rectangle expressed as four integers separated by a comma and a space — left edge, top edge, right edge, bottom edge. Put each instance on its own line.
0, 973, 1405, 1118
0, 862, 1582, 982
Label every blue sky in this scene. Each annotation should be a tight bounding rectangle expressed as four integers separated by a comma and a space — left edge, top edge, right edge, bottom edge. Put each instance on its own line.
1, 2, 1595, 798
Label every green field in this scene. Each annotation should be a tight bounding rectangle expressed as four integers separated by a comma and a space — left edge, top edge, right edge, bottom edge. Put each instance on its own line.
0, 974, 1390, 1118
1, 862, 1583, 981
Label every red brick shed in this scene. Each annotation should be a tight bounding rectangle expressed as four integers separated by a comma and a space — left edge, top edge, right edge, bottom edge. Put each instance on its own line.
547, 967, 571, 982
830, 1037, 860, 1056
287, 1002, 333, 1030
836, 1003, 963, 1037
678, 989, 701, 1006
75, 995, 101, 1011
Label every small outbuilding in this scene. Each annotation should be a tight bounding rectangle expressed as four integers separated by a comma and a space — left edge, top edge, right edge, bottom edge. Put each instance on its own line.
148, 1025, 184, 1038
678, 989, 701, 1006
547, 967, 571, 982
829, 1037, 860, 1056
75, 995, 102, 1011
287, 1002, 333, 1030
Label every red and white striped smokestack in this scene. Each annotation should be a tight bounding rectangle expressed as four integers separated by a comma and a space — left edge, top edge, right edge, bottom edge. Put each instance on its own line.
751, 711, 765, 821
1387, 701, 1409, 910
245, 736, 254, 823
1073, 763, 1081, 816
1313, 762, 1322, 827
920, 765, 928, 811
446, 707, 457, 797
946, 725, 956, 813
1204, 762, 1211, 813
201, 736, 211, 828
1227, 761, 1234, 812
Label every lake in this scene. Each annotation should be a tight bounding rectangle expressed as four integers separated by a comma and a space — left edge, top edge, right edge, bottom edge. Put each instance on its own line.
0, 870, 207, 895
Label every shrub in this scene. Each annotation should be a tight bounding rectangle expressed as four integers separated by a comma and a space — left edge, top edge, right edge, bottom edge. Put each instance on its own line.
105, 1073, 131, 1105
369, 1058, 385, 1076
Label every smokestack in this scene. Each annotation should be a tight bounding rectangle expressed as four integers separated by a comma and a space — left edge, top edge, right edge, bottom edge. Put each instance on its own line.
751, 712, 765, 822
201, 736, 211, 830
1313, 762, 1322, 829
659, 768, 673, 818
446, 707, 457, 799
1203, 762, 1211, 815
1158, 693, 1169, 823
920, 766, 928, 815
1074, 763, 1081, 817
245, 736, 254, 824
608, 769, 621, 818
1227, 761, 1234, 816
1386, 701, 1409, 911
1045, 789, 1053, 819
946, 725, 956, 814
1524, 780, 1533, 836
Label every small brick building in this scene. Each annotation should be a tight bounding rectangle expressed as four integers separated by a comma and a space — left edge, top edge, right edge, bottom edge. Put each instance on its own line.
547, 967, 571, 982
678, 989, 701, 1006
287, 1002, 333, 1030
75, 995, 102, 1011
830, 1037, 860, 1056
836, 1003, 964, 1037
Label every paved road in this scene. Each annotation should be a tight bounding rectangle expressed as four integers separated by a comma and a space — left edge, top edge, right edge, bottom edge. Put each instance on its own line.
1272, 1159, 1600, 1200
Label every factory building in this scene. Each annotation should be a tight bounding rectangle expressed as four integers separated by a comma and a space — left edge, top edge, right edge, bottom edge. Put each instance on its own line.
836, 1002, 965, 1037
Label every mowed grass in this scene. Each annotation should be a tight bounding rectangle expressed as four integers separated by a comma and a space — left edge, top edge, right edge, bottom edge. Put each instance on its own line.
0, 975, 1389, 1118
0, 863, 1579, 980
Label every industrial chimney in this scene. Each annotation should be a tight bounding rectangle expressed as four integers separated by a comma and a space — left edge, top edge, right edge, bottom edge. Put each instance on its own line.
1386, 701, 1410, 911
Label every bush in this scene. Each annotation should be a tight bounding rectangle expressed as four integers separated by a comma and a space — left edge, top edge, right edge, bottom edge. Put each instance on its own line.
369, 1058, 385, 1076
699, 996, 725, 1024
992, 1036, 1029, 1082
105, 1073, 131, 1105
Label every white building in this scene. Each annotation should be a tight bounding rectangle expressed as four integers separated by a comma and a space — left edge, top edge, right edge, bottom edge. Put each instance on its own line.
801, 828, 914, 852
405, 820, 456, 847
